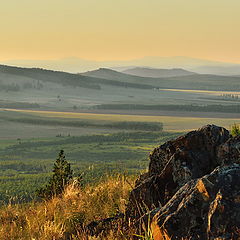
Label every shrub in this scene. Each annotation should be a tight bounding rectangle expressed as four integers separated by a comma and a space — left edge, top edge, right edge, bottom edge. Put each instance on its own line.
230, 123, 240, 136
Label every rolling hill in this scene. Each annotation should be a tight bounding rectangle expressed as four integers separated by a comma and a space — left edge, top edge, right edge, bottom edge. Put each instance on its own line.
122, 67, 196, 78
81, 67, 240, 91
0, 65, 157, 91
1, 64, 240, 112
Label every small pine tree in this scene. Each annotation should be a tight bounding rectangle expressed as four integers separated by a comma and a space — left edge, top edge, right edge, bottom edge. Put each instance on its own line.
37, 150, 73, 199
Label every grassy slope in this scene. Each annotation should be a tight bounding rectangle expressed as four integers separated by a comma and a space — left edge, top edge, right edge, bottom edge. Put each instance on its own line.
82, 68, 240, 91
0, 175, 137, 240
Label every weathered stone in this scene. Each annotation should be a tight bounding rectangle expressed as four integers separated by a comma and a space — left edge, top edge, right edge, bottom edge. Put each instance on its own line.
88, 125, 239, 239
127, 125, 230, 217
151, 165, 240, 240
149, 125, 229, 176
217, 135, 240, 165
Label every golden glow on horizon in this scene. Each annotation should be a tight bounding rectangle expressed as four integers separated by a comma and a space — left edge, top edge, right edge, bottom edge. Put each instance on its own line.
0, 0, 240, 63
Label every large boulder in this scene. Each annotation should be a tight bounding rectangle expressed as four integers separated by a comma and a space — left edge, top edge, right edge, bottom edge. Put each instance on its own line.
151, 164, 240, 240
127, 125, 230, 217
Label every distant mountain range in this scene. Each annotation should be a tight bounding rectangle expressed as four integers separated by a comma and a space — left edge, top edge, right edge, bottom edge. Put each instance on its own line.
2, 56, 240, 75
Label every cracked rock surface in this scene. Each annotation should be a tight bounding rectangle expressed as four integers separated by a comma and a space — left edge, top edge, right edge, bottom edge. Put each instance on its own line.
127, 125, 240, 239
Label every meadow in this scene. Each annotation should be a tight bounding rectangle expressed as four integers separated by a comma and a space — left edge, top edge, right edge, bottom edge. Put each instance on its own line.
2, 108, 239, 132
0, 109, 180, 203
0, 108, 238, 204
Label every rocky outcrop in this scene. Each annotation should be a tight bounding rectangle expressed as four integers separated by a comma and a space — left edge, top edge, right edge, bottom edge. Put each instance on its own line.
127, 125, 230, 217
127, 124, 240, 239
151, 165, 240, 240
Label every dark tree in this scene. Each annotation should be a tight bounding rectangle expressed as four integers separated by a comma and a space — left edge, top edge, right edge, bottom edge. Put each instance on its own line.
37, 150, 73, 199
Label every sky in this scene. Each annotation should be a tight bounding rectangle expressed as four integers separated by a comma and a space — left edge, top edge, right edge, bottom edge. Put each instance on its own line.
1, 0, 240, 63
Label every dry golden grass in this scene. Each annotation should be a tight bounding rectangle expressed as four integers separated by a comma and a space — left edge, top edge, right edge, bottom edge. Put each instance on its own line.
0, 175, 137, 240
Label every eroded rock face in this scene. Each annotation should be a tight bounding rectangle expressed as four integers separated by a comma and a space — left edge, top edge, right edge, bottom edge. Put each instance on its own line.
217, 135, 240, 165
151, 165, 240, 240
127, 125, 230, 217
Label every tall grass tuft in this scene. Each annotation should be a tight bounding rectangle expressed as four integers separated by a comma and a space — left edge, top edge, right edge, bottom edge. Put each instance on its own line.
0, 174, 139, 240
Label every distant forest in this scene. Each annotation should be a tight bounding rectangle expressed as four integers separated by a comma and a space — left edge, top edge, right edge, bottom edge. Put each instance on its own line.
95, 103, 240, 113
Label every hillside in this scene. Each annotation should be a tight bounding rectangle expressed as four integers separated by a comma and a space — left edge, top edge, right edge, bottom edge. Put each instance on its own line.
1, 64, 240, 114
81, 67, 155, 84
0, 64, 102, 90
0, 64, 158, 91
122, 67, 196, 78
82, 67, 240, 91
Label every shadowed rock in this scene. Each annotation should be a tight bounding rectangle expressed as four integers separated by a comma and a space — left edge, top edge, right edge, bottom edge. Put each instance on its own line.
87, 125, 239, 239
217, 135, 240, 165
151, 165, 240, 240
127, 125, 230, 217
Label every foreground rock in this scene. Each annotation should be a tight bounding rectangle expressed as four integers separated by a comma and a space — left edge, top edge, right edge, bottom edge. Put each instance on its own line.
87, 125, 239, 239
127, 125, 230, 217
217, 135, 240, 165
151, 164, 240, 240
127, 124, 240, 239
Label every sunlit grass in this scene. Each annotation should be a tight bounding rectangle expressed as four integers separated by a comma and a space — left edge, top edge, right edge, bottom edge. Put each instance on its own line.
3, 108, 239, 132
0, 175, 137, 240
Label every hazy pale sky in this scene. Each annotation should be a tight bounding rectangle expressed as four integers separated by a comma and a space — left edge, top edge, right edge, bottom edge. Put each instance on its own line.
1, 0, 240, 63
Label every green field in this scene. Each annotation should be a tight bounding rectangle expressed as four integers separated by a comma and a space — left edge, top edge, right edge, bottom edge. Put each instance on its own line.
0, 130, 180, 204
0, 108, 238, 204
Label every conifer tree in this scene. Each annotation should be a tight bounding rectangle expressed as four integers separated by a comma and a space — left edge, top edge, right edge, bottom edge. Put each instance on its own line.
37, 150, 73, 199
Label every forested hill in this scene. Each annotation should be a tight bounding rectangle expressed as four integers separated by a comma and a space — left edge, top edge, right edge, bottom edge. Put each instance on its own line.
0, 64, 105, 89
122, 67, 196, 78
0, 65, 157, 90
82, 67, 240, 91
2, 64, 240, 92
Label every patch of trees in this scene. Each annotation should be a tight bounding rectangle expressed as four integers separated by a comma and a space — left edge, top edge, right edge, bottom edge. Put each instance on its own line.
95, 103, 240, 113
0, 64, 157, 90
7, 132, 171, 152
0, 82, 20, 92
23, 80, 43, 90
88, 77, 155, 89
0, 101, 40, 109
4, 115, 163, 131
0, 65, 101, 90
